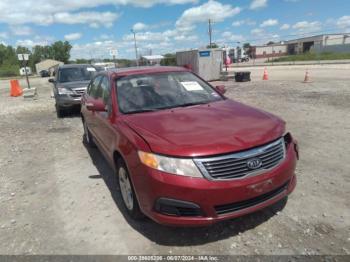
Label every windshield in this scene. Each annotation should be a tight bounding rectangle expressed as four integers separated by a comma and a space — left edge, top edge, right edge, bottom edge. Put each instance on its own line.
58, 67, 96, 83
116, 71, 223, 114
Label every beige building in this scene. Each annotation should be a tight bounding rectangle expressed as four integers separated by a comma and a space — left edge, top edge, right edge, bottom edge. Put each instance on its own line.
252, 33, 350, 59
252, 44, 287, 59
35, 59, 63, 75
286, 34, 350, 54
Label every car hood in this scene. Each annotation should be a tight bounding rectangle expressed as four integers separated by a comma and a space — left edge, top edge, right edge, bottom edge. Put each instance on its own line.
123, 100, 285, 157
58, 80, 90, 90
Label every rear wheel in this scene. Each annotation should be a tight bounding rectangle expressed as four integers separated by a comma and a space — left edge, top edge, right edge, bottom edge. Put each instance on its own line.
117, 159, 144, 220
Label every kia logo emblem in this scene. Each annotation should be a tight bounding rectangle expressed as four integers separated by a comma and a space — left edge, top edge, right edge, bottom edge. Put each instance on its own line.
246, 158, 262, 170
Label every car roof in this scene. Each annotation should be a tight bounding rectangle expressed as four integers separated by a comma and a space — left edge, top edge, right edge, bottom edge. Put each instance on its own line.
107, 66, 189, 78
58, 64, 95, 69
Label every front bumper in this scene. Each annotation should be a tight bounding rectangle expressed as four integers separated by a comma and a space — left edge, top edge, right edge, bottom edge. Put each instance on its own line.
55, 95, 82, 107
131, 141, 298, 226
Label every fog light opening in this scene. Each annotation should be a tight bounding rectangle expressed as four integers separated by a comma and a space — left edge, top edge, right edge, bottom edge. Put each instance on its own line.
284, 132, 292, 148
155, 198, 203, 217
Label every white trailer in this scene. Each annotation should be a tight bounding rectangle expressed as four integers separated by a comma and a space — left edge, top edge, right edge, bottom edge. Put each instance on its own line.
176, 49, 223, 81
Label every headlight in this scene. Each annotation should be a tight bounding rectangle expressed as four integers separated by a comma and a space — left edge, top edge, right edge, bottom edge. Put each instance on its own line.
138, 151, 203, 178
58, 87, 74, 95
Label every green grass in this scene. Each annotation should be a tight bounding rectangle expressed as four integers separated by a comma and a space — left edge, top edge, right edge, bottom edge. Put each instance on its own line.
270, 52, 350, 62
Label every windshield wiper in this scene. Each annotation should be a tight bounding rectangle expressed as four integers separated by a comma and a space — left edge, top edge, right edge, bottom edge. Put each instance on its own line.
125, 109, 160, 114
178, 101, 209, 107
125, 102, 209, 114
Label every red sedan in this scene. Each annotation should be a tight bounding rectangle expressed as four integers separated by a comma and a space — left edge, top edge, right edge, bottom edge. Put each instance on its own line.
81, 66, 298, 226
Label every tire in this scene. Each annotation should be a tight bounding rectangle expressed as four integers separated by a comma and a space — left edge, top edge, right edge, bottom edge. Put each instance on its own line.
56, 104, 64, 118
117, 159, 144, 220
82, 118, 96, 147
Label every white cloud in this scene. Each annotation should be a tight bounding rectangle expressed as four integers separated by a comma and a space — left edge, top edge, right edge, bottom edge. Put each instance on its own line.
71, 40, 121, 59
64, 33, 82, 41
221, 31, 245, 42
53, 12, 118, 28
173, 35, 198, 42
260, 19, 278, 27
232, 19, 256, 27
0, 0, 196, 26
0, 32, 9, 39
176, 0, 241, 28
70, 31, 201, 59
99, 34, 113, 40
10, 26, 33, 36
16, 39, 49, 47
292, 20, 322, 33
336, 16, 350, 28
123, 31, 168, 42
250, 0, 268, 10
133, 22, 148, 31
251, 28, 264, 35
280, 23, 290, 30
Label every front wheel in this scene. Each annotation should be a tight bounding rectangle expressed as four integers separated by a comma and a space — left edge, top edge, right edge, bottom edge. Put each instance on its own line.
117, 159, 144, 220
56, 104, 64, 118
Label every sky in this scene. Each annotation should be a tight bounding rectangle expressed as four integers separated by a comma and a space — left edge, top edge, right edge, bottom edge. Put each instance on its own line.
0, 0, 349, 59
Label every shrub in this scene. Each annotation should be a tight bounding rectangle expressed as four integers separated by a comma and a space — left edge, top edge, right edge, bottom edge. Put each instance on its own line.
0, 65, 20, 77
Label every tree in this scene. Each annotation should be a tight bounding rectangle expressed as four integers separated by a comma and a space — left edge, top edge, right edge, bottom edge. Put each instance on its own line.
243, 42, 253, 58
266, 41, 275, 45
0, 41, 73, 76
0, 44, 20, 77
160, 53, 176, 66
75, 58, 91, 64
50, 41, 72, 63
207, 43, 218, 49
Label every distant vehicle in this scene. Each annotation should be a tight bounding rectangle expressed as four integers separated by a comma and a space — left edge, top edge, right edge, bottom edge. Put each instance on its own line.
49, 64, 98, 118
228, 47, 249, 63
39, 70, 50, 77
19, 67, 32, 76
81, 66, 298, 226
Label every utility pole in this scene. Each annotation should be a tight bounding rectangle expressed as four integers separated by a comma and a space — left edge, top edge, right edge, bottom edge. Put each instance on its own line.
131, 29, 139, 67
208, 19, 212, 48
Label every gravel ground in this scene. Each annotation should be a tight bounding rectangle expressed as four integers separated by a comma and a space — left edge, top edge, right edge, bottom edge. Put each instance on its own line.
0, 67, 349, 255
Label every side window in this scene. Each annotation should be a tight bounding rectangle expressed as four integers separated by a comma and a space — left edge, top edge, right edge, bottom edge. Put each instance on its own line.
100, 76, 110, 104
101, 76, 113, 115
88, 76, 103, 98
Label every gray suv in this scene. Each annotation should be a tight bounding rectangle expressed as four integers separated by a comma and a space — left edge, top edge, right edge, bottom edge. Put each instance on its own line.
49, 64, 99, 117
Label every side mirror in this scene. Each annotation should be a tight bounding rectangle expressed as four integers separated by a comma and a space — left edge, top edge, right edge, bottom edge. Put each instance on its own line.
86, 100, 107, 112
48, 78, 55, 83
215, 85, 227, 95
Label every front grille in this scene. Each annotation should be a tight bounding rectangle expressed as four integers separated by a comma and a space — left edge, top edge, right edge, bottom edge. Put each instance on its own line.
74, 88, 86, 95
70, 88, 86, 98
214, 180, 289, 215
194, 138, 285, 180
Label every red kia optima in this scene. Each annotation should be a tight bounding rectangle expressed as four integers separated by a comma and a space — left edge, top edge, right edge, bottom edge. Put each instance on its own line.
81, 66, 298, 226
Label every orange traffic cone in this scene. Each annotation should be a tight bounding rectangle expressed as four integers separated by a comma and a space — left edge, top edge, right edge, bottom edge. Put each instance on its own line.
303, 70, 312, 83
262, 68, 269, 80
10, 80, 23, 97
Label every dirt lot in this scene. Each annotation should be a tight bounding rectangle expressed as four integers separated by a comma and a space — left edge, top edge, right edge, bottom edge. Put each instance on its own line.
0, 65, 349, 255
